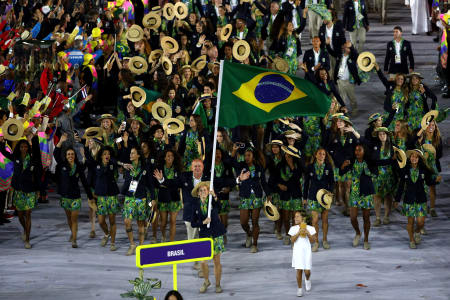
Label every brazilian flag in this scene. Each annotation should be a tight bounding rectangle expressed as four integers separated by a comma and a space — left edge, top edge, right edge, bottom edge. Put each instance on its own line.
218, 61, 331, 128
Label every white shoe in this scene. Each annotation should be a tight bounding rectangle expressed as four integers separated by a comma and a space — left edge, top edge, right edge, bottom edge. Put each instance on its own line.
297, 288, 303, 297
305, 279, 311, 291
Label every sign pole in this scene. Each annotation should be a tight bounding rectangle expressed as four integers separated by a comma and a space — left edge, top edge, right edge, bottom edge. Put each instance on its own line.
173, 264, 178, 290
207, 60, 224, 228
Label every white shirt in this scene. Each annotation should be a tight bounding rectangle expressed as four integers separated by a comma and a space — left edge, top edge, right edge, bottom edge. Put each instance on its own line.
326, 25, 334, 49
291, 2, 298, 28
394, 39, 402, 56
338, 54, 350, 81
215, 5, 220, 17
239, 31, 244, 39
193, 176, 202, 187
313, 49, 320, 66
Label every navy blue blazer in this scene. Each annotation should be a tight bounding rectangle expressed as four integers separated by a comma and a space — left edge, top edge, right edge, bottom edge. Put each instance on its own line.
54, 147, 93, 199
121, 161, 154, 199
343, 0, 369, 32
180, 171, 210, 222
212, 161, 235, 201
276, 159, 304, 201
303, 162, 335, 200
94, 162, 120, 196
339, 160, 375, 196
322, 130, 359, 168
305, 71, 346, 107
234, 162, 269, 199
395, 164, 437, 204
154, 165, 182, 203
0, 136, 42, 193
327, 45, 361, 85
303, 48, 330, 72
319, 21, 346, 56
191, 198, 226, 238
384, 39, 414, 74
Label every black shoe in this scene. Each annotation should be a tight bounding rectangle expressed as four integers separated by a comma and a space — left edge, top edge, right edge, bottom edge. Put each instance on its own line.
0, 217, 11, 223
442, 93, 450, 98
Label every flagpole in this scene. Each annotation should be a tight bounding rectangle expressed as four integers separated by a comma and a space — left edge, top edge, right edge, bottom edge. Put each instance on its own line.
207, 60, 224, 228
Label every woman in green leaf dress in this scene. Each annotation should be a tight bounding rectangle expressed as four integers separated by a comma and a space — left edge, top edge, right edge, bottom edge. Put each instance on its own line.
178, 115, 210, 170
405, 73, 437, 131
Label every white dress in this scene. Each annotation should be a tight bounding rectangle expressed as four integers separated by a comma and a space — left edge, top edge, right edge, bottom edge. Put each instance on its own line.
289, 225, 316, 270
405, 0, 430, 34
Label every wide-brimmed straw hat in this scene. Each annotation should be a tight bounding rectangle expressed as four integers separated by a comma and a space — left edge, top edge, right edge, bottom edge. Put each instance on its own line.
281, 145, 301, 158
407, 72, 424, 80
232, 40, 250, 61
83, 127, 103, 139
406, 149, 425, 161
126, 24, 144, 42
372, 126, 393, 137
148, 49, 163, 63
393, 146, 407, 168
97, 114, 117, 123
161, 36, 179, 54
421, 110, 439, 131
143, 12, 161, 30
191, 55, 207, 72
263, 199, 280, 221
272, 57, 289, 73
220, 24, 232, 41
161, 56, 173, 75
191, 181, 211, 197
357, 51, 376, 72
152, 101, 172, 122
316, 189, 333, 210
1, 118, 24, 141
368, 113, 382, 124
422, 144, 436, 158
128, 56, 148, 74
162, 117, 185, 135
130, 86, 147, 108
174, 2, 188, 19
333, 114, 353, 126
163, 3, 175, 20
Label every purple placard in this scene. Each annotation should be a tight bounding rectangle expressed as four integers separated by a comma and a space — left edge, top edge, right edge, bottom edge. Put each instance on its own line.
139, 240, 212, 267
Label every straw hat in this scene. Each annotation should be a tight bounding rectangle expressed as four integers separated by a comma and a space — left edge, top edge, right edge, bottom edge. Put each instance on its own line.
161, 36, 179, 54
407, 72, 424, 80
422, 144, 436, 158
272, 57, 289, 73
406, 149, 425, 161
191, 181, 211, 197
127, 115, 146, 127
220, 24, 233, 41
232, 40, 251, 61
278, 118, 289, 125
288, 122, 302, 132
191, 55, 207, 72
174, 2, 188, 19
268, 139, 284, 146
368, 112, 382, 124
281, 145, 301, 158
97, 114, 117, 123
130, 86, 147, 108
334, 114, 353, 126
126, 24, 144, 42
176, 115, 186, 124
0, 65, 7, 76
161, 56, 173, 75
198, 136, 206, 161
178, 64, 192, 74
21, 30, 31, 40
420, 110, 439, 130
316, 189, 333, 210
148, 203, 158, 223
163, 117, 185, 135
148, 49, 163, 63
152, 101, 172, 122
372, 126, 392, 137
143, 12, 161, 30
263, 199, 280, 221
83, 127, 103, 139
1, 118, 24, 141
128, 56, 148, 74
151, 6, 161, 12
208, 61, 220, 71
357, 52, 376, 72
393, 146, 407, 168
163, 3, 175, 21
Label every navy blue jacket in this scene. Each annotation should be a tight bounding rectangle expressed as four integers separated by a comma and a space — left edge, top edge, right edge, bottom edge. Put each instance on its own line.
1, 136, 42, 193
154, 165, 182, 203
191, 198, 227, 238
303, 48, 330, 72
322, 130, 360, 168
94, 161, 120, 196
327, 44, 361, 84
212, 161, 235, 201
384, 39, 414, 74
234, 162, 269, 199
305, 71, 346, 107
339, 160, 376, 196
363, 110, 395, 144
276, 159, 304, 201
121, 161, 154, 199
343, 0, 369, 32
303, 162, 335, 200
395, 164, 437, 204
376, 69, 407, 115
180, 172, 210, 222
319, 21, 346, 56
265, 154, 283, 195
54, 147, 93, 199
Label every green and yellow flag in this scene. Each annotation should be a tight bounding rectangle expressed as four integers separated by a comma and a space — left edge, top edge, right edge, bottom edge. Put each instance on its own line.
218, 61, 331, 128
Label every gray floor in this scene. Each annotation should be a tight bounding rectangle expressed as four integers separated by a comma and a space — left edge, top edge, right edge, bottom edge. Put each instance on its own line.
1, 1, 450, 299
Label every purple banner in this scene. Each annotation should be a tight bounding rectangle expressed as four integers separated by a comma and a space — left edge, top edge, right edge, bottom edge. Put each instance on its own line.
138, 239, 212, 267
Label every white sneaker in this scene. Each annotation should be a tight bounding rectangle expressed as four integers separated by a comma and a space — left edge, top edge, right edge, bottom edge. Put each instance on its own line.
305, 279, 311, 291
297, 288, 303, 297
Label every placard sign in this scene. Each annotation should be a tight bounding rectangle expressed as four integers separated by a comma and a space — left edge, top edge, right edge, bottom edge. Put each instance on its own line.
136, 238, 213, 290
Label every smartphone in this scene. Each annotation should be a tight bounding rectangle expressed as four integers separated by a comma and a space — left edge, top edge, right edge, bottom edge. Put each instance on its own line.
115, 137, 123, 143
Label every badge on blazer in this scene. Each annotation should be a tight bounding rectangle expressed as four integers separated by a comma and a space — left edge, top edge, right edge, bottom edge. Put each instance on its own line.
16, 160, 19, 163
76, 173, 79, 178
322, 58, 325, 62
151, 159, 155, 164
350, 6, 353, 10
310, 172, 313, 176
389, 47, 392, 51
143, 170, 147, 175
62, 167, 66, 171
110, 165, 114, 170
30, 166, 34, 171
97, 165, 101, 169
336, 33, 340, 36
184, 182, 188, 186
403, 47, 407, 51
405, 175, 408, 178
334, 139, 338, 143
325, 170, 329, 175
374, 146, 378, 150
349, 139, 353, 143
258, 172, 261, 177
421, 174, 425, 179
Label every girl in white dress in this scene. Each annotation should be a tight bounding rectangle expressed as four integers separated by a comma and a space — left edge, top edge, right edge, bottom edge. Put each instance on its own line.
289, 211, 316, 297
